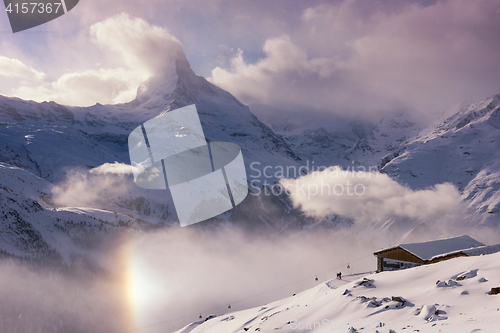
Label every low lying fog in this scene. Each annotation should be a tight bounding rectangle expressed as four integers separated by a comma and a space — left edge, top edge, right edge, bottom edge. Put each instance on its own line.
3, 218, 498, 333
4, 164, 499, 332
0, 225, 389, 333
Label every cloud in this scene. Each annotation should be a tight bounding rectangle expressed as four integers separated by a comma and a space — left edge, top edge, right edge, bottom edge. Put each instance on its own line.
15, 68, 147, 106
209, 0, 500, 116
6, 0, 499, 114
0, 223, 379, 332
49, 164, 172, 224
209, 35, 338, 108
13, 13, 184, 107
51, 167, 130, 207
90, 13, 183, 74
120, 226, 378, 329
0, 56, 45, 80
280, 166, 465, 232
90, 162, 134, 175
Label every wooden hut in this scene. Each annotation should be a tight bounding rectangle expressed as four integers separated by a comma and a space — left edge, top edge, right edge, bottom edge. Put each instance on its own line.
373, 235, 487, 272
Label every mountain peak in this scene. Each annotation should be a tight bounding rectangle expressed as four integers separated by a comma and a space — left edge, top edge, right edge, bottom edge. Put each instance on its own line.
132, 49, 191, 108
125, 49, 301, 170
131, 49, 236, 113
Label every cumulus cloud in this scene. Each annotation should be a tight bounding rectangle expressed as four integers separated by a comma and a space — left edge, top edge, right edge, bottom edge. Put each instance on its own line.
13, 13, 183, 106
90, 13, 183, 74
280, 166, 465, 233
210, 0, 500, 116
209, 35, 338, 109
0, 56, 45, 80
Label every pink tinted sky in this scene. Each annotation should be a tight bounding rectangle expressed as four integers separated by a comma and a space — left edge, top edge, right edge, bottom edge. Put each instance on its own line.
0, 0, 499, 117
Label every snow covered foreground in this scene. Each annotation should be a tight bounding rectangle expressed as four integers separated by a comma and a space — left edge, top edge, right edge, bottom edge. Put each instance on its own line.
177, 253, 500, 333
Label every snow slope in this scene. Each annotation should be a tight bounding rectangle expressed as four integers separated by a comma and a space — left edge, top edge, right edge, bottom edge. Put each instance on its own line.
177, 252, 500, 333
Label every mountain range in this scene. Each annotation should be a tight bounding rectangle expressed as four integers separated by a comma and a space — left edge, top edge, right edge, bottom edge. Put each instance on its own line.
0, 49, 499, 264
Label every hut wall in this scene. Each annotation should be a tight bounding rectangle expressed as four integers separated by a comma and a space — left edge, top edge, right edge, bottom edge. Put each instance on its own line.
379, 248, 424, 264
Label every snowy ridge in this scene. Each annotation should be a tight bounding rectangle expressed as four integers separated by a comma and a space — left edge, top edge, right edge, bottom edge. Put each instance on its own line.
176, 252, 500, 333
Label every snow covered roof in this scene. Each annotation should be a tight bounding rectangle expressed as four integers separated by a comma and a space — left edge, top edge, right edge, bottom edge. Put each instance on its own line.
377, 235, 485, 261
462, 244, 500, 257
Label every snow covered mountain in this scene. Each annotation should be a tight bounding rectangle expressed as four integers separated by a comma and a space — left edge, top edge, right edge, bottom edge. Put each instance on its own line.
249, 104, 371, 168
252, 96, 500, 229
176, 251, 500, 333
382, 94, 500, 227
1, 44, 499, 264
0, 49, 312, 263
0, 52, 299, 182
250, 104, 426, 170
0, 162, 155, 264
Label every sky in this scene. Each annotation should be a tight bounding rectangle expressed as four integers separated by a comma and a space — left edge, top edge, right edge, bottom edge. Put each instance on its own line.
1, 0, 500, 117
